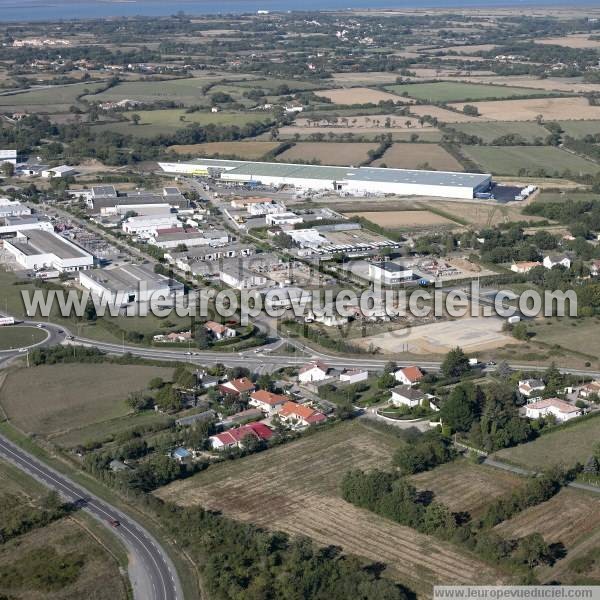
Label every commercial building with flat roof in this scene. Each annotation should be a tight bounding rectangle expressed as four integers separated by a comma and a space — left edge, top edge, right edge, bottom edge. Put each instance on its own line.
159, 159, 492, 200
369, 261, 413, 285
4, 229, 93, 272
79, 264, 184, 306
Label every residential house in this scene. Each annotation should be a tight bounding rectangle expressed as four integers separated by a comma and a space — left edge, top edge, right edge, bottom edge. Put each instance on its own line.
518, 379, 546, 398
543, 254, 571, 270
394, 365, 424, 386
219, 377, 256, 397
278, 401, 326, 428
390, 385, 425, 408
339, 369, 369, 385
590, 260, 600, 277
153, 331, 192, 343
209, 422, 273, 450
579, 380, 600, 399
205, 320, 236, 340
171, 447, 192, 463
525, 398, 581, 422
249, 390, 289, 415
511, 261, 541, 274
298, 361, 330, 384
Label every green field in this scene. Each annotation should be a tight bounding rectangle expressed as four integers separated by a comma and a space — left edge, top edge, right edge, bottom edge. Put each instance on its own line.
0, 326, 46, 350
447, 121, 549, 143
460, 145, 600, 176
0, 81, 106, 112
84, 76, 229, 105
385, 82, 553, 103
558, 120, 600, 138
0, 363, 172, 437
494, 415, 600, 471
90, 108, 273, 138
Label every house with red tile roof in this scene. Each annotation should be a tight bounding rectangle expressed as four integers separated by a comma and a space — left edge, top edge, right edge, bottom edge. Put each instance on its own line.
298, 361, 330, 384
219, 377, 256, 396
394, 366, 424, 386
209, 422, 273, 450
205, 320, 236, 340
249, 389, 289, 415
278, 401, 326, 429
525, 398, 581, 422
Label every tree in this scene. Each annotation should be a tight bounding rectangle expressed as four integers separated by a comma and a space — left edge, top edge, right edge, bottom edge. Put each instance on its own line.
1, 162, 15, 177
440, 382, 481, 432
130, 113, 141, 125
441, 347, 470, 379
462, 104, 479, 117
149, 377, 164, 390
514, 533, 552, 568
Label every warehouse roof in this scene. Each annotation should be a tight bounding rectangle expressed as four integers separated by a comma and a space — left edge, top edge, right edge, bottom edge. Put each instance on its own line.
188, 159, 491, 188
82, 264, 179, 292
9, 230, 89, 259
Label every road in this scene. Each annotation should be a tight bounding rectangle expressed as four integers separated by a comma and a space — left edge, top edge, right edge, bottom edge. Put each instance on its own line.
0, 434, 182, 600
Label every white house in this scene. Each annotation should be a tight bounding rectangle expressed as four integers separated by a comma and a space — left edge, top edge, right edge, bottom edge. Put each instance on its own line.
543, 254, 571, 270
525, 398, 581, 422
248, 390, 288, 415
394, 366, 424, 386
0, 150, 17, 166
518, 379, 546, 398
579, 380, 600, 399
298, 361, 330, 383
339, 369, 369, 385
390, 386, 425, 408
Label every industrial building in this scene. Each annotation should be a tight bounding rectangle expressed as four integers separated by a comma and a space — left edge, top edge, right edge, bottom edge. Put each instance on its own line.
159, 158, 492, 200
369, 261, 414, 285
0, 150, 17, 166
0, 199, 31, 218
4, 229, 93, 272
79, 264, 184, 306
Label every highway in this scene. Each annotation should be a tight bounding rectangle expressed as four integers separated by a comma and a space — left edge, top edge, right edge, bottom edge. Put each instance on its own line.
0, 434, 181, 600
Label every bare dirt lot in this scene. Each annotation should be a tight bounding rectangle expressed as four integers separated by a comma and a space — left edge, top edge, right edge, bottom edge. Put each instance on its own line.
450, 97, 600, 121
315, 87, 410, 105
345, 209, 457, 228
371, 143, 465, 171
155, 420, 506, 595
355, 316, 516, 355
277, 141, 378, 165
0, 363, 172, 437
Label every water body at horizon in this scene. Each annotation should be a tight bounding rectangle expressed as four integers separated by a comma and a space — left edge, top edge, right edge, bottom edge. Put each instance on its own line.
0, 0, 598, 22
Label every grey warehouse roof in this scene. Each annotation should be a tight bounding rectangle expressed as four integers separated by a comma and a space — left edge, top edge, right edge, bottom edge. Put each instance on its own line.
190, 159, 491, 188
9, 230, 89, 259
83, 265, 179, 292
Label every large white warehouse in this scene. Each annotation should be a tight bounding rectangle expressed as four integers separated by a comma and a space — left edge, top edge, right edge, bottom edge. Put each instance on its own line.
158, 158, 492, 200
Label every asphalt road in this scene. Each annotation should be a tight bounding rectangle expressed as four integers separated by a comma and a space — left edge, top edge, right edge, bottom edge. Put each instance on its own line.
0, 434, 182, 600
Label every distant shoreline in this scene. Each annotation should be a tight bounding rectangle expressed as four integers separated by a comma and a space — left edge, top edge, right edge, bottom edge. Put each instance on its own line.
1, 0, 600, 23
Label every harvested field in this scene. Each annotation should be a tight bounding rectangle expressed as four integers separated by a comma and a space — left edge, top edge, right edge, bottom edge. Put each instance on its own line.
283, 113, 432, 134
155, 420, 506, 594
345, 210, 457, 228
0, 363, 172, 437
277, 142, 378, 165
355, 316, 515, 355
494, 414, 600, 471
461, 145, 599, 177
450, 97, 600, 121
371, 143, 464, 171
329, 72, 402, 85
424, 200, 546, 227
451, 75, 600, 94
410, 460, 525, 518
386, 81, 549, 103
410, 104, 482, 123
315, 87, 409, 105
167, 140, 280, 158
447, 121, 549, 143
495, 488, 600, 556
536, 33, 600, 48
